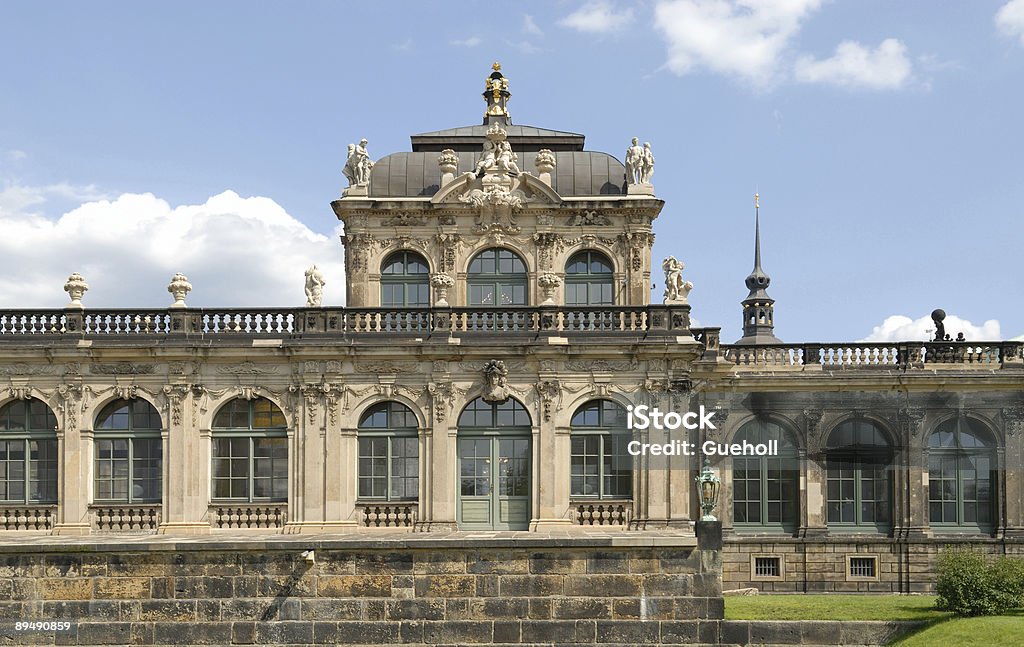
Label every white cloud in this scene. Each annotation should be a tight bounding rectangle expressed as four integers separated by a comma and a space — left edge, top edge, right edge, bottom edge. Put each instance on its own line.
450, 36, 482, 47
559, 1, 634, 34
997, 0, 1024, 44
859, 314, 1003, 343
0, 181, 108, 216
523, 14, 544, 37
794, 38, 913, 89
654, 0, 822, 83
0, 189, 345, 308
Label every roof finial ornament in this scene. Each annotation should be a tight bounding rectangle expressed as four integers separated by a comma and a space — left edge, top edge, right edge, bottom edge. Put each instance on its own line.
755, 192, 760, 210
735, 191, 782, 345
482, 62, 511, 125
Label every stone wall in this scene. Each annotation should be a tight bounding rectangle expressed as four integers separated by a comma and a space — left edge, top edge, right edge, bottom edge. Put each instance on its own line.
0, 533, 722, 645
723, 536, 1024, 593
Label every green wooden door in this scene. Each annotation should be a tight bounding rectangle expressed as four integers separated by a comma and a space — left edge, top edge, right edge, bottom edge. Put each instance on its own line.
458, 435, 531, 530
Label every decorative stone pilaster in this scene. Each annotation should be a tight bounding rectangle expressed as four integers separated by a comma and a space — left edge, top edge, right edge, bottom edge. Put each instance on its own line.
430, 273, 455, 307
438, 149, 459, 187
534, 149, 555, 186
63, 272, 88, 308
167, 273, 192, 309
538, 272, 562, 306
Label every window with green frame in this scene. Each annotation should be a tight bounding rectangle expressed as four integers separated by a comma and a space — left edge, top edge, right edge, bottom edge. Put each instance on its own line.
570, 400, 632, 499
0, 398, 58, 504
467, 248, 527, 306
357, 402, 419, 501
565, 250, 614, 305
928, 416, 996, 531
732, 418, 800, 531
94, 398, 163, 503
825, 419, 892, 531
211, 398, 287, 502
380, 251, 429, 307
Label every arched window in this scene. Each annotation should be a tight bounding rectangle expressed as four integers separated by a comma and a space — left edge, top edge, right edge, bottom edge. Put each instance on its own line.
381, 251, 429, 307
467, 248, 528, 306
928, 417, 996, 531
456, 397, 531, 530
565, 251, 614, 305
94, 399, 163, 503
211, 398, 287, 502
570, 400, 631, 499
732, 418, 800, 531
0, 398, 57, 504
358, 402, 419, 501
825, 419, 892, 530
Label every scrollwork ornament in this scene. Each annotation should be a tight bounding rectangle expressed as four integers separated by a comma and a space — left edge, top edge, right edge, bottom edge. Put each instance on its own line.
899, 407, 926, 438
1002, 407, 1024, 436
534, 380, 561, 422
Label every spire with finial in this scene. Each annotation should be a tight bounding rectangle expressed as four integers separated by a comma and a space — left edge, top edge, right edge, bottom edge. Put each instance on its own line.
482, 62, 511, 125
735, 192, 782, 344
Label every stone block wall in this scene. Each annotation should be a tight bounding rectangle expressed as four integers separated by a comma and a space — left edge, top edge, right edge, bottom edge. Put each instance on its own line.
723, 535, 1024, 593
0, 535, 723, 645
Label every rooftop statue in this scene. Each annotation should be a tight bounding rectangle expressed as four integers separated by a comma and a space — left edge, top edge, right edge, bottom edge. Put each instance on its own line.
626, 137, 655, 194
625, 137, 644, 184
641, 142, 655, 183
343, 138, 373, 194
304, 265, 326, 307
662, 256, 693, 305
474, 125, 519, 176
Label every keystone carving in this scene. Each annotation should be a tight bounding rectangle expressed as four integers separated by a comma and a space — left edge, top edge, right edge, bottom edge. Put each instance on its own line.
482, 360, 510, 403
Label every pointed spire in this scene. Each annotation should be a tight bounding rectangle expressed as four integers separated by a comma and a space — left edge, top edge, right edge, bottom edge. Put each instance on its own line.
735, 193, 782, 345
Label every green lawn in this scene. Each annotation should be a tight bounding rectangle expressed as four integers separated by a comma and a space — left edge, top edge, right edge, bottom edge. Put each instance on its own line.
725, 595, 948, 621
889, 611, 1024, 646
725, 596, 1024, 645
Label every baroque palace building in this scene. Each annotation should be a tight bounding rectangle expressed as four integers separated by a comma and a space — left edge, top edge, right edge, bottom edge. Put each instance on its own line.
1, 63, 1022, 595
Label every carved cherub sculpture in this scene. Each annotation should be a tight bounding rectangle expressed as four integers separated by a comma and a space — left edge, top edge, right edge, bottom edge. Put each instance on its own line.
662, 256, 693, 304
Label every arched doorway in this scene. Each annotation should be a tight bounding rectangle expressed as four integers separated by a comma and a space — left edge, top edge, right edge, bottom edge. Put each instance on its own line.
456, 397, 531, 530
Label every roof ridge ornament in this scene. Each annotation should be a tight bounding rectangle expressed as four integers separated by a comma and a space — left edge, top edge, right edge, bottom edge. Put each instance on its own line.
483, 62, 511, 125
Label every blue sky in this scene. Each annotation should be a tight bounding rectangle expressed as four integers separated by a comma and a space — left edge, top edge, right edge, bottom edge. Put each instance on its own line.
1, 1, 1023, 343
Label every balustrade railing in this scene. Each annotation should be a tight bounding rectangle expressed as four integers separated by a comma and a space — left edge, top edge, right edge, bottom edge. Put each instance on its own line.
706, 338, 1024, 370
574, 502, 632, 526
358, 503, 417, 528
210, 505, 286, 529
90, 505, 161, 532
0, 305, 684, 338
0, 506, 55, 531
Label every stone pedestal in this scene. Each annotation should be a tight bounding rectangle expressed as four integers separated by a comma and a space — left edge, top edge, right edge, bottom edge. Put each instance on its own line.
627, 182, 654, 196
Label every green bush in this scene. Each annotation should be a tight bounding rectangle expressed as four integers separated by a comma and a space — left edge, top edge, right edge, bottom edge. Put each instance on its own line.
935, 549, 1024, 616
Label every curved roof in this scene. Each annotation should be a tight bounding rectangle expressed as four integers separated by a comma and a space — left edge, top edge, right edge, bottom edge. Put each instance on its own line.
369, 150, 626, 198
411, 123, 585, 152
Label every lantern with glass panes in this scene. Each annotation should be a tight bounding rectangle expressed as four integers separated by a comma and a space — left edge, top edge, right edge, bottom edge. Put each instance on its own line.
695, 459, 721, 521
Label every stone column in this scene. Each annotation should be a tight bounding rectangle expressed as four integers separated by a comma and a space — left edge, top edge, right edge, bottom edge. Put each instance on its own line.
54, 423, 91, 534
338, 425, 359, 525
159, 390, 210, 534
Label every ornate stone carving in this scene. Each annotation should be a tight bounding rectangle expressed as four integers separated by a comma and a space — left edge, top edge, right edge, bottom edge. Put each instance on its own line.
114, 385, 138, 401
474, 124, 520, 176
535, 380, 561, 422
460, 184, 523, 233
566, 359, 639, 372
435, 233, 462, 272
428, 381, 457, 423
7, 386, 32, 400
304, 265, 326, 307
438, 148, 459, 186
482, 360, 510, 403
63, 272, 88, 308
538, 273, 562, 306
570, 209, 608, 226
1002, 407, 1024, 436
56, 383, 83, 430
162, 384, 191, 426
216, 362, 279, 375
354, 361, 418, 373
380, 235, 429, 251
167, 273, 192, 308
535, 149, 555, 185
0, 363, 52, 376
90, 363, 155, 375
620, 232, 655, 271
382, 212, 427, 227
341, 233, 376, 274
343, 138, 373, 194
533, 232, 565, 270
430, 273, 455, 307
289, 383, 324, 425
662, 256, 693, 305
899, 407, 926, 438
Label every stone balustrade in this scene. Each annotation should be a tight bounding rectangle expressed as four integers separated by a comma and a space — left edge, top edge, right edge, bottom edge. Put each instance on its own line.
358, 503, 418, 528
90, 505, 162, 533
0, 506, 55, 531
210, 505, 287, 530
0, 304, 691, 338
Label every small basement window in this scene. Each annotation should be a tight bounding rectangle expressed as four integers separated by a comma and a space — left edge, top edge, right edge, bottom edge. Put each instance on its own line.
752, 555, 782, 579
847, 555, 878, 580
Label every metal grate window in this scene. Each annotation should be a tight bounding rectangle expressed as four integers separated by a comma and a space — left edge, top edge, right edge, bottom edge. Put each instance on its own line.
754, 556, 781, 578
849, 556, 877, 578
